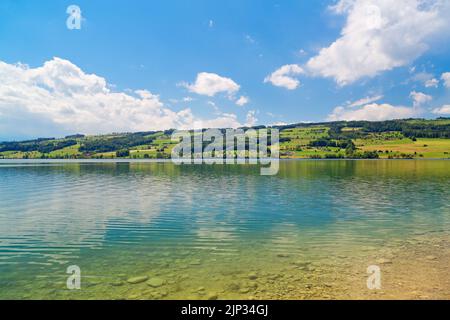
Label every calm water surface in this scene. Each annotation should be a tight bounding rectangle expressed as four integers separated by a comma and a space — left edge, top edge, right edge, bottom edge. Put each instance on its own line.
0, 160, 449, 299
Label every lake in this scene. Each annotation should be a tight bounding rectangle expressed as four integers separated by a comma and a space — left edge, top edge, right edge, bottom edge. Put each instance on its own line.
0, 160, 449, 299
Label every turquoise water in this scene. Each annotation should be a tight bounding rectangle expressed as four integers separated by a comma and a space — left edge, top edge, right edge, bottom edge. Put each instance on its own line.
0, 160, 449, 299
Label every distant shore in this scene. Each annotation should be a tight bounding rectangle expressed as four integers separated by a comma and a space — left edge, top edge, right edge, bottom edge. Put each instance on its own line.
2, 119, 450, 161
1, 158, 450, 164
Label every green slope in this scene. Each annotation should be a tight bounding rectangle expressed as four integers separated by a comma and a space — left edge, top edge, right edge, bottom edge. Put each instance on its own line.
1, 118, 449, 159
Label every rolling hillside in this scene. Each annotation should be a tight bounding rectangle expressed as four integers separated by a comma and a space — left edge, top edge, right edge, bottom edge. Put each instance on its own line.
1, 118, 450, 160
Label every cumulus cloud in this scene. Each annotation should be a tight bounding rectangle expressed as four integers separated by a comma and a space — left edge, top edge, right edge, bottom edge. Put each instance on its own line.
236, 96, 250, 106
442, 72, 450, 88
306, 0, 450, 85
180, 110, 242, 129
182, 72, 240, 97
432, 105, 450, 115
425, 78, 439, 88
327, 103, 419, 121
0, 58, 243, 138
410, 91, 432, 107
245, 110, 258, 127
264, 64, 304, 90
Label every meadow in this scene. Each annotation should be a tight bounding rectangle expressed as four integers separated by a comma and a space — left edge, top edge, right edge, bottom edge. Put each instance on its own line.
1, 119, 449, 160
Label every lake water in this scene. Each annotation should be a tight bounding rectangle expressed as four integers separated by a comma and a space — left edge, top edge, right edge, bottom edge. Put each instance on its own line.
0, 160, 449, 299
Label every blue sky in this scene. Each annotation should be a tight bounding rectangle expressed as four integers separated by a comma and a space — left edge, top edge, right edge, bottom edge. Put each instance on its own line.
1, 0, 450, 140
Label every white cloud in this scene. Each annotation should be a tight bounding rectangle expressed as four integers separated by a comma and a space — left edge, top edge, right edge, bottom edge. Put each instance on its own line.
245, 110, 258, 127
410, 71, 433, 82
409, 72, 440, 87
0, 58, 243, 138
442, 72, 450, 88
169, 97, 195, 104
348, 95, 383, 107
182, 72, 240, 97
410, 91, 432, 107
328, 103, 419, 121
425, 78, 439, 88
432, 105, 450, 115
236, 96, 250, 106
264, 64, 305, 90
270, 121, 288, 126
180, 110, 242, 129
306, 0, 450, 85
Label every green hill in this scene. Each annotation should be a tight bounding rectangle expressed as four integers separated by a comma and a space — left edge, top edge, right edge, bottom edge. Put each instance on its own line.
1, 118, 450, 160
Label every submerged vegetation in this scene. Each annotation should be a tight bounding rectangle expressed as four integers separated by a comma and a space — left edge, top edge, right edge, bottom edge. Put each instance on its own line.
1, 118, 450, 160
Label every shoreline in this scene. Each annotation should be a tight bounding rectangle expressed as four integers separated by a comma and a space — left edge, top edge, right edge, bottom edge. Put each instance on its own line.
1, 158, 450, 164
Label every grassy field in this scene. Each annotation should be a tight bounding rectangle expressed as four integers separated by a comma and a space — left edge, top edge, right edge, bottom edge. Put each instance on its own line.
1, 119, 449, 159
279, 126, 337, 158
48, 144, 82, 158
356, 138, 450, 159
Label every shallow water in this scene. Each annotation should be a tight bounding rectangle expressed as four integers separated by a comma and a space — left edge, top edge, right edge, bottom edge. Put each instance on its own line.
0, 160, 449, 300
